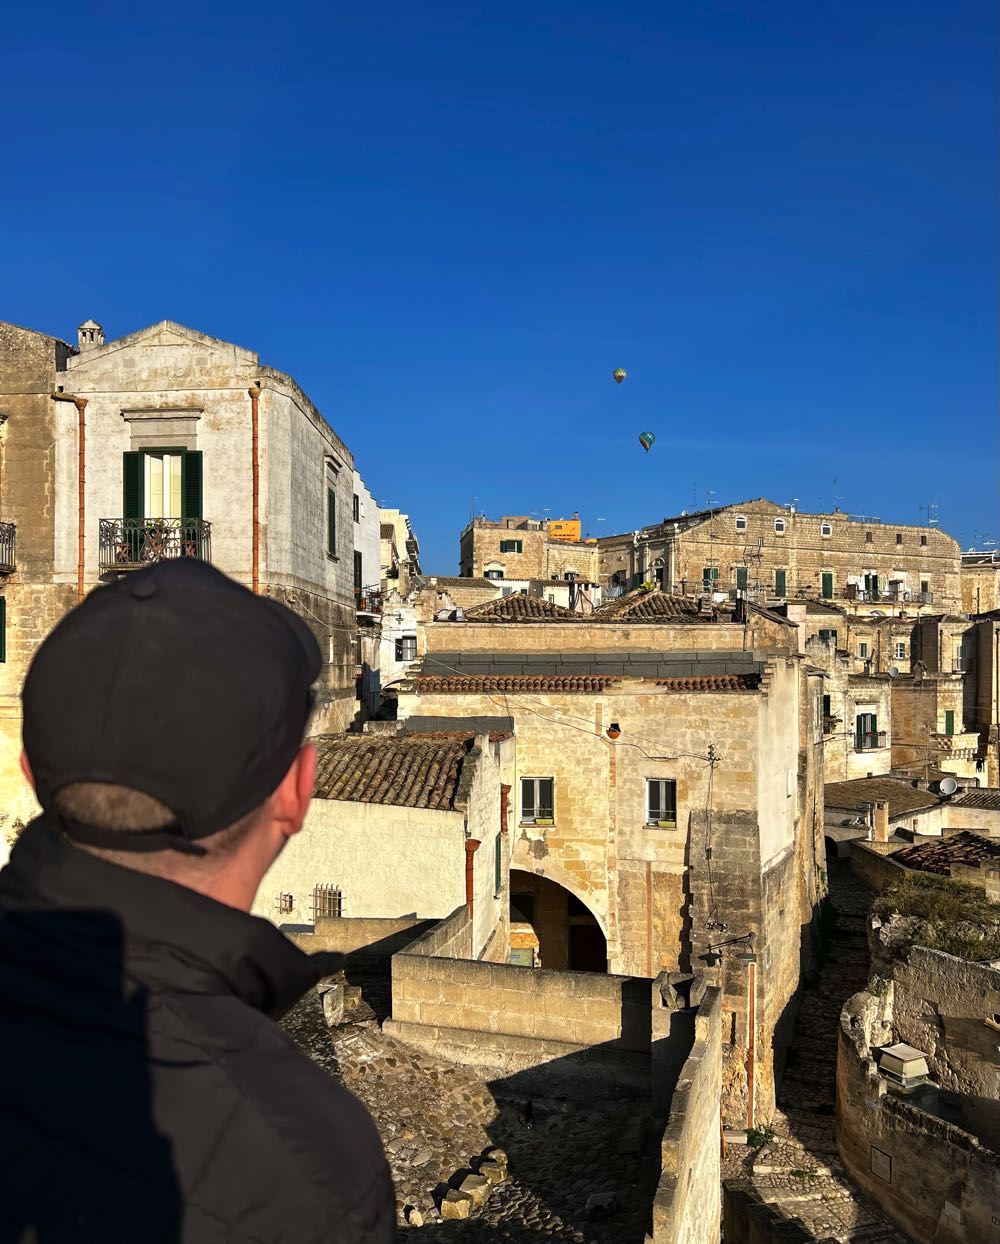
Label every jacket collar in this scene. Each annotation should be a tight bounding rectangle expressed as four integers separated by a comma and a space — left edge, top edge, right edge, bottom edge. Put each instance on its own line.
0, 813, 339, 1018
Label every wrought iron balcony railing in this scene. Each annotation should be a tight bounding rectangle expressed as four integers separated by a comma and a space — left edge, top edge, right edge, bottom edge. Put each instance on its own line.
854, 730, 888, 753
0, 522, 15, 574
355, 586, 382, 615
99, 518, 212, 572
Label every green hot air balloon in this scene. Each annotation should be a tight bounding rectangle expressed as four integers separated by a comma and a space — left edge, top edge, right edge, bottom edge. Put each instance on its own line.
639, 431, 655, 452
613, 368, 627, 384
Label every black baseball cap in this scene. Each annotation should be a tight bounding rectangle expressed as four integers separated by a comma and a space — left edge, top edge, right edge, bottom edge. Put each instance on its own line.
22, 559, 322, 853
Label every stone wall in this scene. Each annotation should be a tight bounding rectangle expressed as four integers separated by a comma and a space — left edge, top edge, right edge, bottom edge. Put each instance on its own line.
847, 841, 908, 893
652, 986, 723, 1244
288, 914, 433, 972
422, 618, 795, 656
837, 984, 1000, 1244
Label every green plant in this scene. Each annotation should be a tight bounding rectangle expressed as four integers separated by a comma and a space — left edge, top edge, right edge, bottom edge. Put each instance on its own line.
874, 873, 1000, 961
790, 1166, 817, 1181
746, 1125, 776, 1148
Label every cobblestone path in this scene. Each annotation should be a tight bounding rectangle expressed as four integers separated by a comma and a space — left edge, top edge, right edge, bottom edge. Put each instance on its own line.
722, 861, 909, 1243
283, 985, 660, 1242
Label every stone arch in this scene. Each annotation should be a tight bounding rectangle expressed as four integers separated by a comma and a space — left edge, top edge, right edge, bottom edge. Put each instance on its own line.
509, 859, 608, 973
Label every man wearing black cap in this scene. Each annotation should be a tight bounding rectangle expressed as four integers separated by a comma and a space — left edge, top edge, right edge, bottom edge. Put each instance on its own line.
0, 560, 395, 1242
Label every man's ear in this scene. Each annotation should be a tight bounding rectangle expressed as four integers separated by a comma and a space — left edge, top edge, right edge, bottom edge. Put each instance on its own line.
272, 744, 316, 839
19, 751, 35, 792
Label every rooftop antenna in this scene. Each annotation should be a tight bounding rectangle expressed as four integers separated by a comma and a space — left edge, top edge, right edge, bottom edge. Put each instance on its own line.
706, 488, 717, 509
919, 497, 939, 527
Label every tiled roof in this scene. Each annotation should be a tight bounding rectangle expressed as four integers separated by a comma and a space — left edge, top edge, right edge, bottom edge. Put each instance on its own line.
952, 789, 1000, 811
464, 594, 578, 621
890, 831, 1000, 876
824, 777, 940, 818
415, 674, 620, 693
597, 591, 707, 621
312, 735, 471, 809
654, 674, 760, 693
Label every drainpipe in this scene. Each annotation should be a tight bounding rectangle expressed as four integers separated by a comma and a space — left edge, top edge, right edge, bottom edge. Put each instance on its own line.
465, 839, 481, 919
51, 394, 88, 603
248, 384, 261, 593
746, 959, 757, 1129
500, 784, 511, 836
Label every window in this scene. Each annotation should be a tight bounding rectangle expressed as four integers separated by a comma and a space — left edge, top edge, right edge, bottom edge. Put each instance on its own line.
735, 515, 748, 532
0, 597, 5, 663
920, 579, 929, 594
894, 642, 906, 660
820, 522, 832, 537
822, 694, 831, 717
499, 539, 523, 554
736, 566, 748, 590
277, 893, 294, 914
821, 572, 833, 599
353, 494, 360, 522
863, 531, 872, 543
920, 535, 928, 546
123, 449, 203, 521
858, 641, 869, 659
774, 569, 787, 597
326, 486, 337, 557
494, 833, 503, 896
702, 566, 720, 590
895, 533, 902, 545
818, 628, 838, 646
353, 550, 363, 591
563, 571, 578, 581
484, 568, 504, 580
944, 710, 955, 736
395, 635, 417, 662
312, 884, 343, 919
520, 777, 554, 824
774, 518, 785, 534
646, 779, 677, 827
855, 713, 879, 750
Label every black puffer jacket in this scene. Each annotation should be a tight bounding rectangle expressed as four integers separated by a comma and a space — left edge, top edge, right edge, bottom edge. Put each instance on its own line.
0, 815, 395, 1243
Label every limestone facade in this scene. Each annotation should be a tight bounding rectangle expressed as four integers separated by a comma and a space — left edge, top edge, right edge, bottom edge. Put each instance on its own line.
961, 551, 1000, 615
460, 515, 600, 584
0, 317, 364, 825
598, 498, 962, 616
397, 610, 826, 1122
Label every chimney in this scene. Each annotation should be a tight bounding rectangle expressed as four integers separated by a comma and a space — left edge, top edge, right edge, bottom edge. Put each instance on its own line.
873, 800, 890, 843
77, 320, 104, 351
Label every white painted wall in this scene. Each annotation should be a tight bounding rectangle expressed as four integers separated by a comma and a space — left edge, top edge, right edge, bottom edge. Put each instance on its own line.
353, 471, 381, 594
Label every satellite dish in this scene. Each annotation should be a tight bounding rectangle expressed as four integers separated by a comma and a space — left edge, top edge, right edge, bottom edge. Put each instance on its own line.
888, 666, 900, 679
939, 776, 958, 796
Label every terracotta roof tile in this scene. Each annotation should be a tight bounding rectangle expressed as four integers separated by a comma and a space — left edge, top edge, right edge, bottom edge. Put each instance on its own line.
654, 674, 760, 692
311, 735, 471, 809
464, 594, 579, 621
415, 674, 620, 693
952, 789, 1000, 811
890, 831, 1000, 876
824, 777, 940, 818
597, 591, 707, 621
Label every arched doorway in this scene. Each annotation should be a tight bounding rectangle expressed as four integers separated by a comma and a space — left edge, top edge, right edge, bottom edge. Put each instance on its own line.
509, 869, 607, 972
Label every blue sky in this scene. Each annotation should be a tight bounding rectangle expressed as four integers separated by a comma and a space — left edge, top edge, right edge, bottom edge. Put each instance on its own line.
3, 1, 996, 571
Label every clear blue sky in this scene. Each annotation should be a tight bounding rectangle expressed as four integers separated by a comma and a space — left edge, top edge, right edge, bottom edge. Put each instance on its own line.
4, 1, 996, 572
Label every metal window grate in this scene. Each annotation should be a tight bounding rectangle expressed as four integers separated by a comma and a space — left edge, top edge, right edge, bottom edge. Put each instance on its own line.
277, 892, 294, 914
312, 884, 343, 919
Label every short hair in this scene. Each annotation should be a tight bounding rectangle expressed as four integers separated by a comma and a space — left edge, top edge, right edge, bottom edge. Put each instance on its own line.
53, 782, 264, 868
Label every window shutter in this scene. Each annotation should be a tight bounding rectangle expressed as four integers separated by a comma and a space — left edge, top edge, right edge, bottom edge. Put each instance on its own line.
945, 710, 955, 736
736, 566, 748, 590
821, 572, 833, 599
327, 487, 336, 556
123, 452, 143, 518
182, 451, 203, 519
494, 834, 502, 894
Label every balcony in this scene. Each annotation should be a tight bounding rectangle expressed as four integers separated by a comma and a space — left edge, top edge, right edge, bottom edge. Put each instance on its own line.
842, 585, 933, 606
0, 522, 15, 574
355, 586, 382, 617
854, 730, 887, 753
99, 518, 211, 572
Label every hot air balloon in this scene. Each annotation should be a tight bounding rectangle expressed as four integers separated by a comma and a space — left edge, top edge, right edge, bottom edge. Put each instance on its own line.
638, 431, 655, 452
613, 368, 627, 384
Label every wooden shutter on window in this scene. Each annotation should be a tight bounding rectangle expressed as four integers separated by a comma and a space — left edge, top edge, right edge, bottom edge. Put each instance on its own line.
123, 452, 143, 518
182, 451, 203, 519
327, 488, 336, 556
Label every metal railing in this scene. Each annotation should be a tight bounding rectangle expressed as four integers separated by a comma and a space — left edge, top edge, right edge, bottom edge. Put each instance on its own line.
854, 730, 888, 753
0, 522, 15, 573
843, 585, 933, 605
99, 518, 212, 571
355, 586, 382, 615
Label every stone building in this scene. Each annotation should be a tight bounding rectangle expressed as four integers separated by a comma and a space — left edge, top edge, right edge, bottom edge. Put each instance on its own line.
961, 549, 1000, 615
598, 498, 962, 616
352, 472, 382, 719
459, 513, 600, 587
0, 317, 362, 824
380, 507, 421, 597
254, 730, 512, 960
394, 589, 827, 1122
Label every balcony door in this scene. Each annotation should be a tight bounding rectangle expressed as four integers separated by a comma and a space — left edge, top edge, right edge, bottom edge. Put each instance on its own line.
144, 452, 183, 519
123, 449, 202, 521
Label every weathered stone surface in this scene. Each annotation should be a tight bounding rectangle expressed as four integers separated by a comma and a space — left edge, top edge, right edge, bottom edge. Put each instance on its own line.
459, 1173, 491, 1208
478, 1160, 505, 1186
440, 1190, 472, 1220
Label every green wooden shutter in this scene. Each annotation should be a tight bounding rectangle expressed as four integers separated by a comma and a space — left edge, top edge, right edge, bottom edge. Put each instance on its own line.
945, 710, 955, 736
0, 597, 6, 663
736, 566, 748, 590
775, 569, 786, 597
123, 452, 143, 518
494, 833, 502, 894
182, 451, 203, 519
327, 487, 336, 556
821, 572, 833, 599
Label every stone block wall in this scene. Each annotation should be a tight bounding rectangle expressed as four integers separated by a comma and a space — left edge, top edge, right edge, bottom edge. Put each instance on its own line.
847, 841, 909, 893
288, 915, 433, 973
652, 985, 723, 1244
